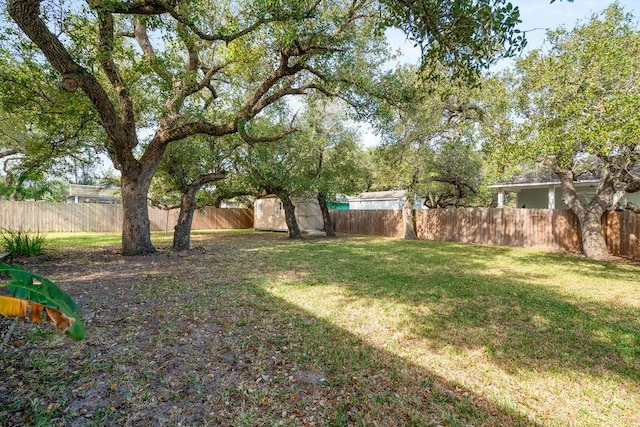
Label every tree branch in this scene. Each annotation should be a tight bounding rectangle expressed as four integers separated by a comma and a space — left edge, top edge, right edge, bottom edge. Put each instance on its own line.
153, 121, 237, 146
0, 149, 21, 159
237, 123, 298, 146
189, 171, 227, 190
133, 17, 173, 83
86, 0, 176, 15
98, 10, 137, 149
240, 51, 304, 117
96, 0, 320, 43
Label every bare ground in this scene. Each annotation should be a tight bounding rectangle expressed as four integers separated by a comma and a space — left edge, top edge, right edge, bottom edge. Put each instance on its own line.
0, 232, 535, 426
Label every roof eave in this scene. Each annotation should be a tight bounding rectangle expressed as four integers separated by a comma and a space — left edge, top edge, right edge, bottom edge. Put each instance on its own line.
488, 179, 600, 191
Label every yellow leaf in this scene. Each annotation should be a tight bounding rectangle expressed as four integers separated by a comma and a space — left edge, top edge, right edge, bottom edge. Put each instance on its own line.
0, 295, 27, 318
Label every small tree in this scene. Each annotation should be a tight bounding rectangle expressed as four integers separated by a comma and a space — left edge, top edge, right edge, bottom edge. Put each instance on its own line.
150, 136, 235, 251
300, 99, 371, 236
242, 132, 318, 239
370, 67, 485, 238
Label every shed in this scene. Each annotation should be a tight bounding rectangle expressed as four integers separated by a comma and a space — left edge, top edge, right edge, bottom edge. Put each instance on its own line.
348, 190, 423, 210
254, 195, 324, 232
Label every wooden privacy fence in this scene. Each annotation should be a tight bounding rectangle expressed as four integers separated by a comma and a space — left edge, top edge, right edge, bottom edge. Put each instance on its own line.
0, 201, 253, 233
331, 208, 640, 259
331, 209, 403, 238
603, 210, 640, 258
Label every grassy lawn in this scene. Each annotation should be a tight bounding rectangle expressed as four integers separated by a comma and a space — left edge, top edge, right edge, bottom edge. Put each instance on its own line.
1, 230, 638, 426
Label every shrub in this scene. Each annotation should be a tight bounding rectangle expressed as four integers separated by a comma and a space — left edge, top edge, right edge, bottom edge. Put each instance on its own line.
0, 229, 47, 257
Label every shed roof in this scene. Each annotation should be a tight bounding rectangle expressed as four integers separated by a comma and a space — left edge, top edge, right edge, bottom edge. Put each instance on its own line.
349, 190, 407, 201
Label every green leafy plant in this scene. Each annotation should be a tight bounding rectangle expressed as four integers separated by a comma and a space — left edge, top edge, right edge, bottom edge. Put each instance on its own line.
0, 229, 47, 257
0, 263, 85, 340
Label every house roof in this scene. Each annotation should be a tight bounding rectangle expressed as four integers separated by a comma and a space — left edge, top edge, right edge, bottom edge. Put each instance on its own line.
488, 179, 600, 191
257, 193, 317, 202
349, 190, 407, 201
488, 166, 602, 191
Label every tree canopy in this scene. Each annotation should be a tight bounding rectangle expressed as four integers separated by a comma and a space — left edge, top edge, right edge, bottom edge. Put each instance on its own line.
0, 43, 105, 199
370, 66, 486, 209
382, 0, 524, 81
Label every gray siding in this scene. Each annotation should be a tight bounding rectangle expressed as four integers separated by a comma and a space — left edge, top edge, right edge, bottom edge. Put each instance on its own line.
516, 188, 548, 208
349, 198, 423, 210
624, 192, 640, 205
518, 187, 598, 209
349, 199, 402, 210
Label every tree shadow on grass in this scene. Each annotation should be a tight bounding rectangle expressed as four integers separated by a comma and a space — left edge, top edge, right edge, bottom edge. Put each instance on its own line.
270, 236, 640, 384
0, 237, 540, 426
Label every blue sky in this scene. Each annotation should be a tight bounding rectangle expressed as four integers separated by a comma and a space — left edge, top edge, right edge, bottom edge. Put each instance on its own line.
513, 0, 638, 52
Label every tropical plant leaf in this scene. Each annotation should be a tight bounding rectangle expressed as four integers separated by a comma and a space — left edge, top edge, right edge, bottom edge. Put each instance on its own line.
1, 264, 78, 311
0, 295, 77, 334
0, 263, 85, 340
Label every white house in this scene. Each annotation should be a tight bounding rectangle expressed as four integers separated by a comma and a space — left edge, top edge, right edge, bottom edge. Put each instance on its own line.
253, 194, 324, 232
488, 179, 640, 209
68, 184, 121, 204
348, 190, 424, 210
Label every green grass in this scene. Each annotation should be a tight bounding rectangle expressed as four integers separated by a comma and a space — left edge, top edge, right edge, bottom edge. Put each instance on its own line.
45, 230, 230, 252
243, 233, 640, 425
44, 231, 124, 250
2, 231, 638, 426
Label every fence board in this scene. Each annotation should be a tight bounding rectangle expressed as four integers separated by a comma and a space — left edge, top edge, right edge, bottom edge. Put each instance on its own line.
604, 210, 640, 259
0, 201, 253, 233
332, 208, 639, 259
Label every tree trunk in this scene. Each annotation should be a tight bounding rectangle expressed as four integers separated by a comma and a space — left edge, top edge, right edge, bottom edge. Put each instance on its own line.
281, 194, 302, 239
317, 192, 336, 237
120, 174, 155, 256
555, 167, 613, 261
172, 173, 226, 251
402, 191, 417, 240
172, 188, 197, 252
576, 209, 610, 261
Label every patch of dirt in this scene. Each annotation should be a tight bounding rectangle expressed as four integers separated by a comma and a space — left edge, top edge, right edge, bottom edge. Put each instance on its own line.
0, 234, 344, 426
